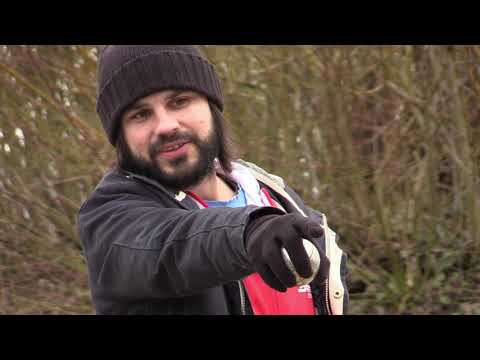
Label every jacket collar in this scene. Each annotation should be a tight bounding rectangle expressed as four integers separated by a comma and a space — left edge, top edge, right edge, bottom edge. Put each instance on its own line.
117, 168, 195, 210
116, 159, 282, 210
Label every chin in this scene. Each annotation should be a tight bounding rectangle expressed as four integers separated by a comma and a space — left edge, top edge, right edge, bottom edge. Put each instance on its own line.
158, 154, 198, 175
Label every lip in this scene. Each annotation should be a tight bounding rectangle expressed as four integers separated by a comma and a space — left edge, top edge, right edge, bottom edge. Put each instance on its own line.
157, 141, 191, 160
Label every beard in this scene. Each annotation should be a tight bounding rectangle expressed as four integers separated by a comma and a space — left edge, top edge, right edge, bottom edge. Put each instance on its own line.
119, 127, 220, 192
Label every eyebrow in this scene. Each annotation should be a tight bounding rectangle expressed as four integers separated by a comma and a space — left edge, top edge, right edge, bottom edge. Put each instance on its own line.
126, 90, 189, 114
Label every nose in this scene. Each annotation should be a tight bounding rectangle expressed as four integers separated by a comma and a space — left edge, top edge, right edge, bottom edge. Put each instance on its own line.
152, 108, 180, 136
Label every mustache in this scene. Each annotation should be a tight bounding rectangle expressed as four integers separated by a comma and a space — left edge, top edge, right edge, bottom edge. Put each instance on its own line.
149, 131, 196, 157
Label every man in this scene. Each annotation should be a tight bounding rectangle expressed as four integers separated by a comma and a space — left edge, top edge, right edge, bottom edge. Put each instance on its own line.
78, 45, 349, 315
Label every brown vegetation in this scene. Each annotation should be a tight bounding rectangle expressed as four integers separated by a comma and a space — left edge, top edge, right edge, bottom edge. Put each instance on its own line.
0, 45, 478, 314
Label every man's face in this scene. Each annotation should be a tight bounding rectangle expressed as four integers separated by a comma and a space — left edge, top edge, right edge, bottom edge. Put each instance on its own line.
120, 90, 220, 190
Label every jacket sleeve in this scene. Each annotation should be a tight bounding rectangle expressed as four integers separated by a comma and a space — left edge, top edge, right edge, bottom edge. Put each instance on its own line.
78, 187, 269, 302
283, 185, 350, 314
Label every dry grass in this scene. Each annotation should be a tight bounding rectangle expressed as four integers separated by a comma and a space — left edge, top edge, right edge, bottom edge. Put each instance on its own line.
1, 45, 479, 314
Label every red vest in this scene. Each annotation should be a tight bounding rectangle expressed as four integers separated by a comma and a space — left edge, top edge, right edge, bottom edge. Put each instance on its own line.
187, 188, 316, 315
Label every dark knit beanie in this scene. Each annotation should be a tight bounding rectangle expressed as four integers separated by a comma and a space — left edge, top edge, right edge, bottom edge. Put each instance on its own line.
96, 45, 224, 146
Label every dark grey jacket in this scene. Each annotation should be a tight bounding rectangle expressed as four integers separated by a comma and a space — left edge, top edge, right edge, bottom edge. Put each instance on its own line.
77, 161, 349, 314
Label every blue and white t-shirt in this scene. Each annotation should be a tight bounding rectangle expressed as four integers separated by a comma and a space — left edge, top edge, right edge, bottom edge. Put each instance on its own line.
205, 183, 248, 209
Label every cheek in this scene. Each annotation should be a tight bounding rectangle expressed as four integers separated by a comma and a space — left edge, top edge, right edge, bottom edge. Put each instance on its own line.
124, 128, 151, 155
182, 102, 213, 135
190, 121, 211, 142
193, 113, 214, 138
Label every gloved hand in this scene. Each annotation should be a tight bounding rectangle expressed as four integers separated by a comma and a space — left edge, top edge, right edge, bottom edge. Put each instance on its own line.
244, 208, 325, 292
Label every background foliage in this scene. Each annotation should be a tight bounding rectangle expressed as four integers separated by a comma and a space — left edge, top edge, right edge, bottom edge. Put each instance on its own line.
1, 45, 479, 314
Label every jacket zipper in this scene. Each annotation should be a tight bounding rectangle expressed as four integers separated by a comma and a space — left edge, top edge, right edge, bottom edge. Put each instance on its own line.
179, 182, 248, 316
324, 278, 333, 315
153, 181, 248, 316
238, 281, 247, 315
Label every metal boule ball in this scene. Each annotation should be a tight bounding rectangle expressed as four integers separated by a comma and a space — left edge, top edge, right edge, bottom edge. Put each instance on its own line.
281, 239, 321, 286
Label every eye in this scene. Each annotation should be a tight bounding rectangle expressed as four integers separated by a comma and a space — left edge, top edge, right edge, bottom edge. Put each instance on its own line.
170, 96, 191, 109
130, 109, 152, 122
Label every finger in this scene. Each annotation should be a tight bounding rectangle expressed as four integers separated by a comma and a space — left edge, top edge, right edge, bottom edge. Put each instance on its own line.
267, 245, 297, 288
256, 264, 287, 292
282, 240, 313, 279
278, 217, 314, 279
293, 217, 323, 240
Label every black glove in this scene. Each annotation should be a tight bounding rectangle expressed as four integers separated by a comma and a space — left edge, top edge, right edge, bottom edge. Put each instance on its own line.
244, 208, 324, 292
